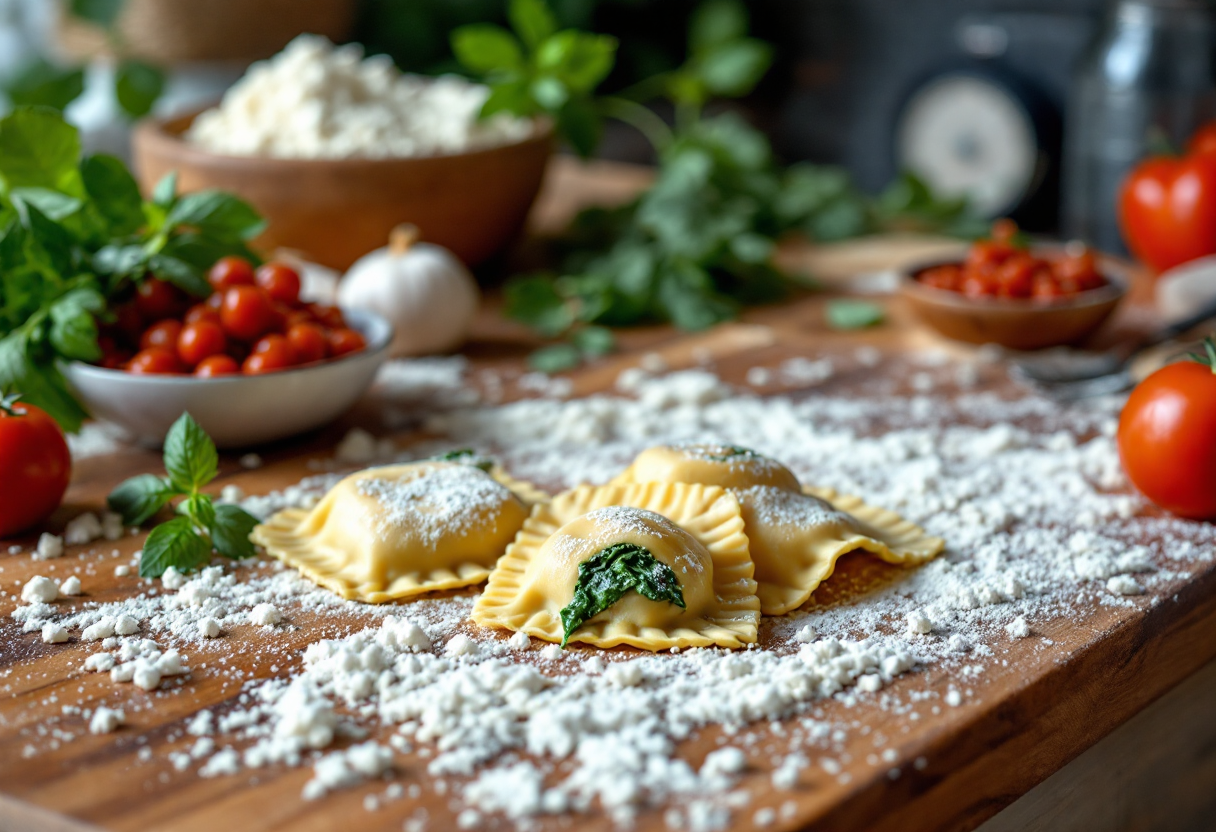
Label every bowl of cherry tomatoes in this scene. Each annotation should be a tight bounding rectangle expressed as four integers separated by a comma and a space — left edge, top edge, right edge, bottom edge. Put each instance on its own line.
63, 257, 393, 448
899, 220, 1128, 350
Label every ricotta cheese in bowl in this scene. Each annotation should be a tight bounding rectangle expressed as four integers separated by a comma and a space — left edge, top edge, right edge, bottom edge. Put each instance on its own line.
186, 34, 532, 159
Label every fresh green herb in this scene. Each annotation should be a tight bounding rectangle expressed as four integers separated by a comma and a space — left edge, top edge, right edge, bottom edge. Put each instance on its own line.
703, 445, 757, 462
1187, 335, 1216, 371
826, 299, 885, 331
559, 542, 685, 647
0, 107, 262, 430
458, 0, 980, 371
432, 448, 495, 471
451, 0, 618, 157
107, 413, 261, 577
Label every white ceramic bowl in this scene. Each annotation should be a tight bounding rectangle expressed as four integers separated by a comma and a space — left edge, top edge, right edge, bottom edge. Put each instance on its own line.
65, 310, 392, 449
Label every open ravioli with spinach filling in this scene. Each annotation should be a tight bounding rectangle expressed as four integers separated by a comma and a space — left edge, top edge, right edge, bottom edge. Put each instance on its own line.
251, 461, 528, 603
472, 482, 760, 650
612, 444, 945, 615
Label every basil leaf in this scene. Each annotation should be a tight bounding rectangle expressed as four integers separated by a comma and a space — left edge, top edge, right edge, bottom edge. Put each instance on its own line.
69, 0, 124, 27
3, 60, 84, 112
178, 492, 216, 530
0, 106, 83, 194
528, 343, 581, 374
689, 0, 747, 54
826, 299, 884, 330
8, 187, 83, 221
164, 190, 265, 241
504, 276, 574, 337
147, 253, 211, 298
139, 516, 210, 578
535, 32, 617, 94
81, 154, 144, 235
0, 332, 89, 433
93, 243, 148, 277
48, 287, 104, 361
115, 60, 164, 119
151, 171, 178, 208
557, 97, 602, 159
559, 543, 685, 646
572, 325, 614, 358
163, 412, 218, 492
451, 25, 525, 74
508, 0, 557, 49
210, 504, 259, 560
697, 39, 772, 97
108, 474, 177, 526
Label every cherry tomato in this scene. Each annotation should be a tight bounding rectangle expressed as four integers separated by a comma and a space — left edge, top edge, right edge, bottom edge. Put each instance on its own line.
135, 278, 186, 321
0, 396, 71, 537
208, 256, 256, 292
221, 286, 277, 342
126, 348, 182, 375
139, 319, 182, 352
307, 304, 346, 329
205, 291, 224, 312
1117, 344, 1216, 519
327, 327, 366, 357
242, 335, 296, 374
286, 323, 328, 364
111, 301, 145, 347
194, 355, 241, 378
1118, 154, 1216, 273
184, 304, 221, 326
177, 320, 227, 367
256, 262, 301, 306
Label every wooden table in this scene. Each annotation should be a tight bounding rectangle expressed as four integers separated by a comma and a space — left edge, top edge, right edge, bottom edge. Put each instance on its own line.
1, 159, 1214, 832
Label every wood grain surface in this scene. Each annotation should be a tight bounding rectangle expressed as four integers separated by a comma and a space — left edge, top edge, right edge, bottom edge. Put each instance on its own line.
1, 159, 1214, 832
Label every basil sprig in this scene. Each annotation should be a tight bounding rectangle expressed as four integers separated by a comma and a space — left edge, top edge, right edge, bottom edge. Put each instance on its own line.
107, 413, 260, 577
559, 543, 686, 647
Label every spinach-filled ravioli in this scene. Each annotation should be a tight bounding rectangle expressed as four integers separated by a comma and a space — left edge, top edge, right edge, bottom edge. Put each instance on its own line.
251, 461, 528, 603
472, 482, 760, 650
612, 444, 945, 615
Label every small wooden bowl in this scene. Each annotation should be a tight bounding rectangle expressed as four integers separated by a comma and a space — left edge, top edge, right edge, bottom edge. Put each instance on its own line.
132, 111, 554, 270
899, 254, 1129, 351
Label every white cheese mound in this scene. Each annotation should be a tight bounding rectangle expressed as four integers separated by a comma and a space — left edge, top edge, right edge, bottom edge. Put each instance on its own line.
59, 576, 82, 596
114, 614, 140, 636
21, 576, 57, 604
64, 512, 103, 545
198, 618, 222, 639
41, 623, 69, 644
507, 631, 530, 650
187, 35, 531, 160
250, 604, 282, 626
1005, 617, 1030, 639
35, 532, 63, 560
82, 619, 115, 641
906, 611, 932, 635
89, 707, 124, 735
114, 565, 130, 577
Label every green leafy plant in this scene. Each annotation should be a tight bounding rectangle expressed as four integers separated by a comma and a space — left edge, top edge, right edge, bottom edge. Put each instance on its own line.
458, 0, 981, 371
559, 542, 685, 646
451, 0, 618, 157
108, 413, 260, 577
3, 0, 164, 119
826, 299, 884, 331
0, 107, 263, 431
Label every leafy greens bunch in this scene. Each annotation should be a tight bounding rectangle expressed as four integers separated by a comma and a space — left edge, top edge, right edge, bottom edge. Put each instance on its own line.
0, 106, 263, 431
108, 413, 260, 578
455, 0, 981, 371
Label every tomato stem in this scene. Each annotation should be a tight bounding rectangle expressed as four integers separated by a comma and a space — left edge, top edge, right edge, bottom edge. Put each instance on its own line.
1188, 335, 1216, 374
0, 392, 24, 417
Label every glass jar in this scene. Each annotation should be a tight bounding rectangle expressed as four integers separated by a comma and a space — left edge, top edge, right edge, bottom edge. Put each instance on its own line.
1062, 0, 1216, 254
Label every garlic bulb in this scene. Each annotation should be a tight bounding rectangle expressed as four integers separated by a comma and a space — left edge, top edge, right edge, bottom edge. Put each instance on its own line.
338, 225, 480, 357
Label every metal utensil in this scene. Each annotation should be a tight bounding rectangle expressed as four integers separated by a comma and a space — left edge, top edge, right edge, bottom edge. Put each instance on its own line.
1011, 295, 1216, 384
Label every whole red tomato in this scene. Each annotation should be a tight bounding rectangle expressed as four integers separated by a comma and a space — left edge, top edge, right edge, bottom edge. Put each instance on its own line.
1117, 341, 1216, 519
0, 396, 71, 537
1118, 154, 1216, 272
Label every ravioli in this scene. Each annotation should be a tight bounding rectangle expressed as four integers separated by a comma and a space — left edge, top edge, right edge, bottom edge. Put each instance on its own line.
612, 443, 801, 492
472, 482, 760, 650
739, 485, 944, 614
612, 445, 945, 615
251, 461, 529, 603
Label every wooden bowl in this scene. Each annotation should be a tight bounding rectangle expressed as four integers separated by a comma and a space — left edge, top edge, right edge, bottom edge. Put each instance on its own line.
132, 111, 554, 270
899, 254, 1129, 351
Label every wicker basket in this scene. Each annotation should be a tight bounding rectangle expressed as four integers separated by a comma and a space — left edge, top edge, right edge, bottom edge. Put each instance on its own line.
57, 0, 359, 64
